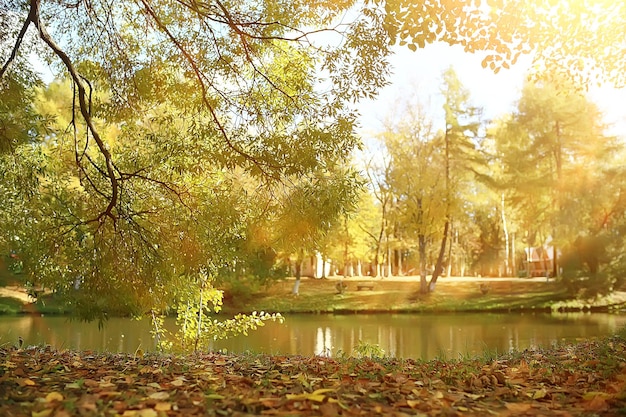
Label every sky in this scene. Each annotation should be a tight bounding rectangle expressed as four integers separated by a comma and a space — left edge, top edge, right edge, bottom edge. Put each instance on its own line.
357, 42, 626, 142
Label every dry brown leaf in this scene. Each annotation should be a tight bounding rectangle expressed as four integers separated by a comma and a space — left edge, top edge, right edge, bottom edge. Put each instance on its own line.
504, 402, 532, 413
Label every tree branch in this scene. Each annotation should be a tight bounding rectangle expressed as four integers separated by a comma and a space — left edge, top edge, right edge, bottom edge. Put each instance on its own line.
29, 0, 119, 224
0, 4, 36, 78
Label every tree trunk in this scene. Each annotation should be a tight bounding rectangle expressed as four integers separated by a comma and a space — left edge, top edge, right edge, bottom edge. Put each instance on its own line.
447, 219, 454, 276
292, 252, 303, 295
419, 234, 428, 293
428, 219, 450, 292
501, 193, 510, 276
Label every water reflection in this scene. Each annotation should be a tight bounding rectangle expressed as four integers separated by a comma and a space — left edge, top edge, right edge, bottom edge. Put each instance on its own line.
1, 312, 624, 360
315, 327, 332, 356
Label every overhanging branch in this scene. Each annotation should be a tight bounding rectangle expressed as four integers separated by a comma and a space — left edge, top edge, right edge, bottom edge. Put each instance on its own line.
27, 0, 119, 223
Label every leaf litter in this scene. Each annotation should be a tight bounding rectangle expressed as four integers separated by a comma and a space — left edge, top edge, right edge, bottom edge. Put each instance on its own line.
1, 333, 626, 416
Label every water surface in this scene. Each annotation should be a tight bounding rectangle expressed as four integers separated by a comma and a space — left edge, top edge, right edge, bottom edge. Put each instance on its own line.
1, 312, 624, 360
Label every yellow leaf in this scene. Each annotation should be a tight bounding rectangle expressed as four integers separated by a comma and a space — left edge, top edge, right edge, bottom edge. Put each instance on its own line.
170, 378, 185, 387
286, 393, 326, 402
286, 388, 336, 403
45, 392, 64, 402
406, 399, 420, 408
122, 410, 158, 417
311, 388, 335, 396
148, 391, 169, 400
531, 388, 548, 399
154, 402, 171, 411
147, 382, 161, 389
19, 378, 36, 386
31, 410, 52, 417
583, 391, 611, 401
505, 402, 531, 412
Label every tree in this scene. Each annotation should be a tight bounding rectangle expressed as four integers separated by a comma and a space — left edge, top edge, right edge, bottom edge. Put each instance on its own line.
362, 153, 394, 277
382, 97, 446, 291
1, 0, 388, 324
493, 75, 624, 294
272, 166, 361, 295
428, 67, 484, 291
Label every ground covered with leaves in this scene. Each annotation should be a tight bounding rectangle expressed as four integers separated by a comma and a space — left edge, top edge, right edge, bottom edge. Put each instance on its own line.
2, 332, 626, 417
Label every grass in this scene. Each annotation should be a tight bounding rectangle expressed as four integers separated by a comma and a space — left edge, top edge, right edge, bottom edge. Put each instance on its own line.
2, 275, 626, 316
219, 277, 604, 315
0, 297, 24, 314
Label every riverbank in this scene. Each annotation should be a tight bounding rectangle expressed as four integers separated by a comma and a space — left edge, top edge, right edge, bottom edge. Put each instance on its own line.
2, 329, 626, 416
3, 276, 626, 316
220, 276, 626, 315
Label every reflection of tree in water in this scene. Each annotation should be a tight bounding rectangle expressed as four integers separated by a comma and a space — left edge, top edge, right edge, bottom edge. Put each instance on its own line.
315, 327, 332, 357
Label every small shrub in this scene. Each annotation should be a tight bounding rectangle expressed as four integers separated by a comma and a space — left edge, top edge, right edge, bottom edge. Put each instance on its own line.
353, 340, 385, 358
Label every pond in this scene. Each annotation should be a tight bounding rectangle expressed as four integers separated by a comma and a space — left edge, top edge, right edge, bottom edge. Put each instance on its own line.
1, 312, 625, 360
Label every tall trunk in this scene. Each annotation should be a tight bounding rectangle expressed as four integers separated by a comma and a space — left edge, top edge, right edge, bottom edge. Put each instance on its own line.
501, 193, 510, 277
292, 250, 303, 295
447, 219, 454, 276
373, 244, 380, 278
395, 249, 403, 276
429, 219, 449, 292
429, 118, 451, 292
419, 234, 428, 293
195, 284, 204, 352
384, 232, 392, 277
373, 212, 387, 278
552, 121, 562, 278
511, 232, 516, 276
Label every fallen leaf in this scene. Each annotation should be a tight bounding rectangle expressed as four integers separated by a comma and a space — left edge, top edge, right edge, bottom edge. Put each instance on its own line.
504, 402, 532, 413
148, 391, 169, 400
18, 378, 36, 386
583, 391, 611, 401
287, 389, 336, 403
154, 402, 171, 411
170, 377, 185, 387
31, 410, 52, 417
406, 399, 420, 408
122, 410, 158, 417
531, 388, 548, 399
45, 391, 64, 402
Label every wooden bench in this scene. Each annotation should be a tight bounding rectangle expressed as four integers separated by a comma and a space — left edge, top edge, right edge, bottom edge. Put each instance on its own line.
357, 284, 374, 291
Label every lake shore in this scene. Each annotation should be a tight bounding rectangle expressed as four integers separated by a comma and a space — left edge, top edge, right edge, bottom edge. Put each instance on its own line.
220, 276, 626, 316
1, 329, 625, 416
3, 276, 626, 316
